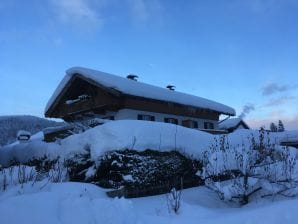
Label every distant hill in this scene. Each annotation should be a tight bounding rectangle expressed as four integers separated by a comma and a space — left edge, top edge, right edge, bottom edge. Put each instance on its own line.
0, 115, 63, 146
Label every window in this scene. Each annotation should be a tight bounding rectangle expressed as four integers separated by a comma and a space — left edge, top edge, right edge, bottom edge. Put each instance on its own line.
103, 116, 114, 120
164, 118, 178, 125
182, 120, 198, 129
204, 122, 214, 129
137, 114, 155, 121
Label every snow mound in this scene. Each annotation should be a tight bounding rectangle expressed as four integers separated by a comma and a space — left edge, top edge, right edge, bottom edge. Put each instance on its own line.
0, 120, 213, 166
1, 120, 297, 168
60, 120, 214, 159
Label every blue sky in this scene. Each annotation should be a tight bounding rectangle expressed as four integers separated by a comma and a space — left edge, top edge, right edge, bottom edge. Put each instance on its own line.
0, 0, 298, 129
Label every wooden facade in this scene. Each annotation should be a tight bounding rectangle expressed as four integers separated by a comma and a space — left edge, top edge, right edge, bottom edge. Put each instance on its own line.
45, 75, 220, 122
46, 75, 122, 120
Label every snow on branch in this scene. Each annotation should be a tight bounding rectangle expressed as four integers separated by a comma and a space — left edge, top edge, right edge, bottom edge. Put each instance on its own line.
197, 128, 298, 205
65, 94, 91, 105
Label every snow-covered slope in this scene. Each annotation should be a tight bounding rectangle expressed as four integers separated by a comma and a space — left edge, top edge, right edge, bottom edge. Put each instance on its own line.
45, 67, 236, 116
1, 182, 298, 224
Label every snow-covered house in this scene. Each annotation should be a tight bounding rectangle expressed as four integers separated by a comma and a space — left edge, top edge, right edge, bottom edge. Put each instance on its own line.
17, 130, 31, 142
218, 117, 250, 133
45, 67, 235, 133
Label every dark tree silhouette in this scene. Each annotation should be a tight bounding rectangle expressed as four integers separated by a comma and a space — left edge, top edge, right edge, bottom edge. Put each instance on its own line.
278, 120, 285, 132
270, 122, 278, 132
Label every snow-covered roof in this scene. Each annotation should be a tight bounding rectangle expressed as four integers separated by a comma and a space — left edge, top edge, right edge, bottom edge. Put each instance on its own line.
17, 130, 31, 137
45, 67, 236, 115
219, 118, 245, 130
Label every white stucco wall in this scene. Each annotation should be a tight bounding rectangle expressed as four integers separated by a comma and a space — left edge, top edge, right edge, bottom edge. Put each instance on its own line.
99, 108, 218, 130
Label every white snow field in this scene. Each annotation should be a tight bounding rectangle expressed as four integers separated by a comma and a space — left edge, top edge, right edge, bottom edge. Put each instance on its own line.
1, 120, 298, 224
1, 181, 298, 224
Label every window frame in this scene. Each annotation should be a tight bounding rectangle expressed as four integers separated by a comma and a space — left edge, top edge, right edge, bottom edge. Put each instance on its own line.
182, 119, 198, 129
204, 122, 214, 129
137, 114, 155, 121
164, 117, 178, 125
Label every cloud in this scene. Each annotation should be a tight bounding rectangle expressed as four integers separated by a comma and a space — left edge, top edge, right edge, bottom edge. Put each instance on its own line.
50, 0, 103, 31
261, 83, 289, 96
129, 0, 148, 22
261, 82, 298, 96
264, 96, 296, 107
239, 103, 255, 119
268, 109, 286, 118
127, 0, 163, 24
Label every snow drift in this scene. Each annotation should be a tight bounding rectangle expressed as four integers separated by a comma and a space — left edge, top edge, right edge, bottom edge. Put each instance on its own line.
1, 120, 298, 167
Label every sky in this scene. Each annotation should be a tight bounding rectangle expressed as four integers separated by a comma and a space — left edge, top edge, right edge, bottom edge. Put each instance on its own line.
0, 0, 298, 130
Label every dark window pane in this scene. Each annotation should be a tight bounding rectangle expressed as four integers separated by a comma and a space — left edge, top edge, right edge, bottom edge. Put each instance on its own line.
194, 121, 198, 128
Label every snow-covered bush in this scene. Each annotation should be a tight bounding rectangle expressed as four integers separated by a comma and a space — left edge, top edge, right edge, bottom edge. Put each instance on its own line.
0, 158, 67, 192
96, 149, 202, 189
198, 128, 298, 205
64, 144, 94, 182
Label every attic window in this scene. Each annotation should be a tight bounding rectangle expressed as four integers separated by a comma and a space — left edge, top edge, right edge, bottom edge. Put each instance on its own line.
65, 94, 91, 105
164, 118, 178, 125
138, 114, 155, 121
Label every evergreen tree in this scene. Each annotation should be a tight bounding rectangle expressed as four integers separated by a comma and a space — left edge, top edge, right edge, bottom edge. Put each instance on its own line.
278, 120, 285, 132
270, 122, 278, 132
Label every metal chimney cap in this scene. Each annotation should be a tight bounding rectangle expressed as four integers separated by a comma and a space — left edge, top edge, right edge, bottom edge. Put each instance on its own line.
166, 85, 175, 90
126, 74, 139, 81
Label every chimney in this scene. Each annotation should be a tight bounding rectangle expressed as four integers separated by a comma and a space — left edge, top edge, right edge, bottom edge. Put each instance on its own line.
126, 74, 138, 81
166, 85, 175, 91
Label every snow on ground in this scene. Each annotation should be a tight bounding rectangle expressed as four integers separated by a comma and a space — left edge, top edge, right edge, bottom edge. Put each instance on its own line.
0, 120, 214, 166
1, 181, 298, 224
0, 139, 60, 166
1, 121, 298, 223
225, 128, 298, 146
60, 120, 214, 159
1, 120, 298, 167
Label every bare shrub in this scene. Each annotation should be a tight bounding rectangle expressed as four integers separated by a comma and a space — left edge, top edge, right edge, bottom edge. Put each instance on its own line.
198, 128, 298, 205
167, 188, 182, 214
166, 178, 183, 214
